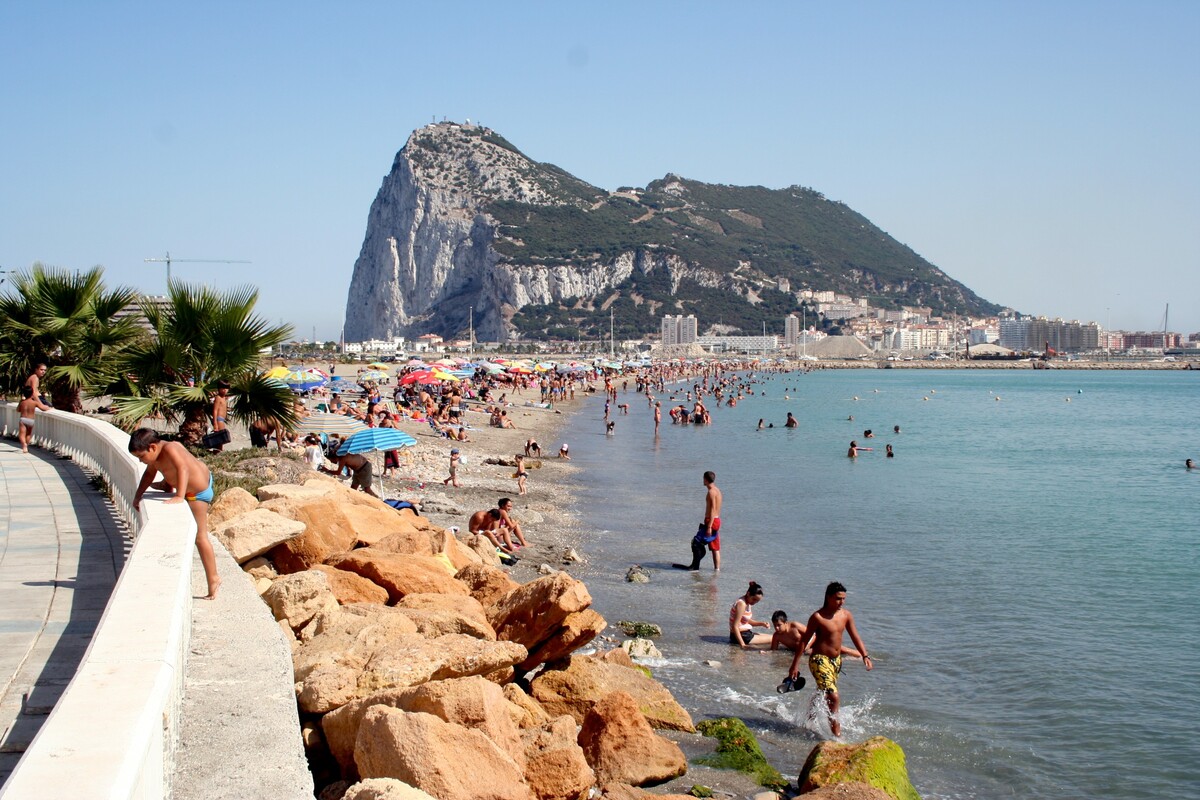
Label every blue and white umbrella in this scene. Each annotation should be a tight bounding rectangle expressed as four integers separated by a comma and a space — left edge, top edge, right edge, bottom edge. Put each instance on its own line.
336, 427, 417, 455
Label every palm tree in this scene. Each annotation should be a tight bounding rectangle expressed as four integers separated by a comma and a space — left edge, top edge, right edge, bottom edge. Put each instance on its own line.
0, 264, 143, 412
111, 281, 296, 445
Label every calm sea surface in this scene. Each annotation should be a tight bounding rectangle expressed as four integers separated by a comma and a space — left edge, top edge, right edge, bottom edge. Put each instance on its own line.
556, 368, 1199, 799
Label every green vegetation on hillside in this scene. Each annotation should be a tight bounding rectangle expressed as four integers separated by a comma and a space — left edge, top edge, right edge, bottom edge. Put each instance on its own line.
492, 174, 999, 338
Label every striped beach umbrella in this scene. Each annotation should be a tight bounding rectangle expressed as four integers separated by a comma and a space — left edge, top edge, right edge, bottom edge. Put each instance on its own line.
295, 413, 368, 436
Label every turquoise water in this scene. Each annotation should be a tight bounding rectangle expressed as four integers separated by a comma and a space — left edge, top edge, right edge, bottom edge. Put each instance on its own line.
558, 369, 1199, 799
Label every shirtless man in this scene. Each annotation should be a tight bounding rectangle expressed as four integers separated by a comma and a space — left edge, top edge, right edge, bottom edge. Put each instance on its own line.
654, 401, 662, 435
801, 582, 873, 737
785, 412, 798, 428
468, 508, 517, 553
770, 610, 861, 683
685, 471, 722, 570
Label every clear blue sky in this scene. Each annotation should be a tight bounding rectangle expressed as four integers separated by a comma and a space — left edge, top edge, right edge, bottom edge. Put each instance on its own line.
3, 1, 1197, 339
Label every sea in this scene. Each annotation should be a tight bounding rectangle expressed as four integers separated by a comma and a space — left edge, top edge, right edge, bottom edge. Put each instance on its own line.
556, 368, 1199, 799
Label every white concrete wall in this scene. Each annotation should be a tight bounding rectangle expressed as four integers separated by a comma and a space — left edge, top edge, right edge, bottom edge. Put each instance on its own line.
0, 404, 195, 800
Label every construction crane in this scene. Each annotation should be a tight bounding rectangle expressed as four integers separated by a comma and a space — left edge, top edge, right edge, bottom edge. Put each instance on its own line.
144, 252, 251, 286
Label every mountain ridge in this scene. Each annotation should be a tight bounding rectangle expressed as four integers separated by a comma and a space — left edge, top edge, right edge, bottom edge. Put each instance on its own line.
342, 123, 1001, 343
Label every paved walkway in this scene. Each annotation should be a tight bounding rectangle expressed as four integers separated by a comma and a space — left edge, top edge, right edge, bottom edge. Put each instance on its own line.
0, 441, 129, 786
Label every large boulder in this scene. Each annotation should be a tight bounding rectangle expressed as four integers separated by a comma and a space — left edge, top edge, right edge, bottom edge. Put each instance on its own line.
310, 564, 390, 606
464, 534, 503, 566
431, 527, 483, 570
341, 778, 437, 800
504, 684, 551, 730
531, 654, 694, 732
265, 496, 431, 574
292, 606, 421, 713
263, 570, 340, 632
368, 527, 438, 557
327, 549, 468, 601
357, 633, 527, 700
257, 482, 336, 502
520, 609, 607, 671
576, 691, 686, 787
455, 563, 520, 608
487, 572, 592, 650
212, 508, 306, 564
354, 708, 535, 800
798, 737, 920, 800
324, 676, 525, 779
208, 486, 258, 527
521, 715, 595, 800
394, 593, 495, 640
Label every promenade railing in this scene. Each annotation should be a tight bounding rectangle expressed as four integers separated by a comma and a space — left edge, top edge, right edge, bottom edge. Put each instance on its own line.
0, 405, 196, 800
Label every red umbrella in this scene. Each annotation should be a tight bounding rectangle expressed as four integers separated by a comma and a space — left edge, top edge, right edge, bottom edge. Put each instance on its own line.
399, 370, 432, 385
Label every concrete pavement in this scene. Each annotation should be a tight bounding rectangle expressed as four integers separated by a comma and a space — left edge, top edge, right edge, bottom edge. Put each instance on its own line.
0, 440, 129, 786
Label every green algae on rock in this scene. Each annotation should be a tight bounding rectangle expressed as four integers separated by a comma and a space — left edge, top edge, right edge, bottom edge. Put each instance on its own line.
617, 620, 662, 638
798, 736, 920, 800
693, 718, 786, 790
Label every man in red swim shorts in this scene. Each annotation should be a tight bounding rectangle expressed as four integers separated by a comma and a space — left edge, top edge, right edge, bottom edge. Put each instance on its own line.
686, 470, 723, 570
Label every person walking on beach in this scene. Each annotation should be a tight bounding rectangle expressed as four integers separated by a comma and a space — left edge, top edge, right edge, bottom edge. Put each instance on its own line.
800, 581, 873, 737
129, 428, 221, 600
686, 470, 722, 570
444, 448, 461, 488
729, 581, 772, 649
16, 385, 52, 453
654, 401, 662, 435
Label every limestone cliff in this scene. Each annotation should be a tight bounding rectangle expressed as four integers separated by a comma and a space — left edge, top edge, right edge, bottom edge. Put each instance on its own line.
343, 123, 999, 342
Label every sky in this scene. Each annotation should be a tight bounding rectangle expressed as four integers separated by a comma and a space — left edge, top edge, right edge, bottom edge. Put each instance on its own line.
2, 1, 1198, 340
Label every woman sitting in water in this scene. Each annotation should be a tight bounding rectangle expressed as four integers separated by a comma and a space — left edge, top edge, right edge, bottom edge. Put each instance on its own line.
729, 581, 772, 649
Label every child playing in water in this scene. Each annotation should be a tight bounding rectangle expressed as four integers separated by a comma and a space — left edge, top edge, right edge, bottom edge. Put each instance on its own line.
129, 428, 221, 600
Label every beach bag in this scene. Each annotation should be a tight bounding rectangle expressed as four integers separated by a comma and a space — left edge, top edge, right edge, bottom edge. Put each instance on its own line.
202, 429, 231, 448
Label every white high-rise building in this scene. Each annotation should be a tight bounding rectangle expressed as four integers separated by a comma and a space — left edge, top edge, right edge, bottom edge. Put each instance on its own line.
661, 314, 698, 346
784, 314, 801, 347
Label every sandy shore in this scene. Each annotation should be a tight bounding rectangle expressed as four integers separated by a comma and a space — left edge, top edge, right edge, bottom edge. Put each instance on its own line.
250, 363, 590, 583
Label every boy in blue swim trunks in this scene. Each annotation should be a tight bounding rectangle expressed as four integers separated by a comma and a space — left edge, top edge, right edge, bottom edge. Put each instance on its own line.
129, 428, 221, 599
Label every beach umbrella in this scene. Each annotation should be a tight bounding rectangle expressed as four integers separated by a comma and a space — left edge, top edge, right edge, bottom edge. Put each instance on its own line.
263, 365, 291, 379
360, 370, 388, 381
400, 370, 433, 385
407, 358, 425, 367
335, 426, 418, 497
283, 370, 328, 392
507, 365, 533, 375
368, 361, 391, 370
337, 427, 417, 455
295, 413, 368, 436
448, 369, 475, 379
481, 362, 505, 374
432, 369, 460, 381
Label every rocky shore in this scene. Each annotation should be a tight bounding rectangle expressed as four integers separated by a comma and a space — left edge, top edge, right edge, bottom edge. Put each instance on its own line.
198, 370, 920, 799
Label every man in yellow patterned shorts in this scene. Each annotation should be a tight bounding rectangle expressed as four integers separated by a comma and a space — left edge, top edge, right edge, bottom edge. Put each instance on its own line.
802, 581, 873, 737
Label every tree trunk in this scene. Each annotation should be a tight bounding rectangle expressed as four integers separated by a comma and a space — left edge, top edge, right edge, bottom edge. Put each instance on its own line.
50, 381, 83, 414
178, 406, 209, 447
